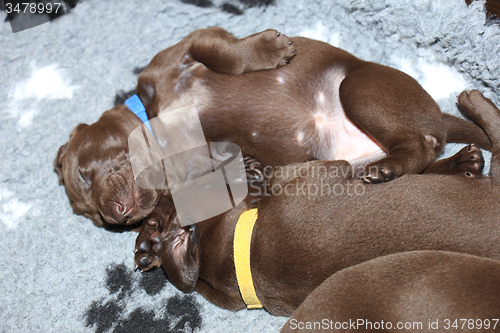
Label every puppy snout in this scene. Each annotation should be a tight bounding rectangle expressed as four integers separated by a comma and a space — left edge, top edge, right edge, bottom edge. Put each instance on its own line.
111, 201, 134, 223
108, 173, 128, 192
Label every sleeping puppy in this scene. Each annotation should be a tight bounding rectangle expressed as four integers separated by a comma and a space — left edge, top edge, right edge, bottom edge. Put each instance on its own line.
281, 251, 500, 333
53, 110, 157, 227
134, 90, 500, 317
55, 28, 490, 227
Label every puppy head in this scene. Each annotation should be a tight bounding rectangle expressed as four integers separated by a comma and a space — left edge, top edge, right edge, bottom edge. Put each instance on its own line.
54, 105, 161, 227
158, 156, 266, 293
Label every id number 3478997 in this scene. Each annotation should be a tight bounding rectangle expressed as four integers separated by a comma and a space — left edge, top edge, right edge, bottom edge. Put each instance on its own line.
5, 2, 62, 14
441, 319, 499, 330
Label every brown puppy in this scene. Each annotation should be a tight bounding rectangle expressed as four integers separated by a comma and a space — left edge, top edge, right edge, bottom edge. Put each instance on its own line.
54, 29, 295, 227
135, 90, 500, 317
55, 28, 490, 226
136, 28, 491, 182
281, 251, 500, 333
54, 109, 158, 227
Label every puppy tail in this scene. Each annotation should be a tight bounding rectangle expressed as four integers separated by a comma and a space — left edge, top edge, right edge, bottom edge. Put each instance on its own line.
443, 113, 492, 150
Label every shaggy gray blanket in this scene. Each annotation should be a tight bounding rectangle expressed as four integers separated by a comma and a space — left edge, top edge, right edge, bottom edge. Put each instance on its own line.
1, 0, 499, 332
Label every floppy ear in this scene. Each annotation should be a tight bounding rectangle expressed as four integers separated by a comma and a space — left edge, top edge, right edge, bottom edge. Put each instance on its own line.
54, 143, 68, 185
54, 123, 89, 185
161, 216, 200, 293
136, 77, 155, 109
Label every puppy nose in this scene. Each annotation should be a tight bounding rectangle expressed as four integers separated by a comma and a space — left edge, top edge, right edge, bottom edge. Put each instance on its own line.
111, 201, 133, 223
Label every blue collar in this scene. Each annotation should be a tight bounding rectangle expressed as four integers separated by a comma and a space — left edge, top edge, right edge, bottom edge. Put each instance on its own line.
125, 94, 153, 134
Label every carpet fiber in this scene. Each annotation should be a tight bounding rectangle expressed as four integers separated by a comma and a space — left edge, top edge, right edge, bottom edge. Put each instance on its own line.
1, 0, 499, 332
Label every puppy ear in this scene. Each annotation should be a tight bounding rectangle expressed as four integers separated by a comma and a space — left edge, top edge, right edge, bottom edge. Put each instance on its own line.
162, 216, 200, 293
54, 123, 89, 184
69, 123, 89, 138
54, 143, 68, 185
136, 77, 155, 109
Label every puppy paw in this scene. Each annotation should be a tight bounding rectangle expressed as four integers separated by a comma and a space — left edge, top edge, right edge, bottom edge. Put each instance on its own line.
458, 90, 500, 129
249, 29, 296, 70
361, 161, 399, 184
457, 90, 481, 115
453, 144, 484, 178
263, 29, 296, 67
134, 219, 162, 271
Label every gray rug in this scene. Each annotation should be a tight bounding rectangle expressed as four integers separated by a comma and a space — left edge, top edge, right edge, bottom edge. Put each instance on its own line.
1, 0, 499, 332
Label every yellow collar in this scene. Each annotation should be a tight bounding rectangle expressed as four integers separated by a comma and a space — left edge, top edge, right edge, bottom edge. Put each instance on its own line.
233, 208, 263, 309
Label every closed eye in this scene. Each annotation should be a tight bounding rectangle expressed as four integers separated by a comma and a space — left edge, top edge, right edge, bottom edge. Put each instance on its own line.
79, 168, 92, 186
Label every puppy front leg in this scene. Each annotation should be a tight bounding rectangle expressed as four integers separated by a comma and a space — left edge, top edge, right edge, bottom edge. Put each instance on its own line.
134, 196, 173, 271
134, 218, 163, 271
186, 27, 296, 74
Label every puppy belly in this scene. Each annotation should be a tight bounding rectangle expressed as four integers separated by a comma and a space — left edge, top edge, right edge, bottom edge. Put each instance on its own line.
305, 68, 384, 162
331, 117, 384, 161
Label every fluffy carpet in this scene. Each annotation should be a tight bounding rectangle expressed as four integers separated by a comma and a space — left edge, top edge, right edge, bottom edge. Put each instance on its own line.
1, 0, 499, 332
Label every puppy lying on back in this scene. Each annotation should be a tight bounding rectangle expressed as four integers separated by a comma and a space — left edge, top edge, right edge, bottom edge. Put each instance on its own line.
54, 27, 490, 227
282, 251, 500, 333
134, 90, 500, 317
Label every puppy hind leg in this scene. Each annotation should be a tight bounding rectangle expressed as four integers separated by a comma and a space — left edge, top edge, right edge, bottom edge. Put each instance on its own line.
339, 68, 445, 183
364, 136, 440, 183
137, 28, 295, 112
457, 90, 500, 184
423, 144, 484, 178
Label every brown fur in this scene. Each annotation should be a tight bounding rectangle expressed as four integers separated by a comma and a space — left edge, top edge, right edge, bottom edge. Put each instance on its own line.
135, 90, 500, 320
55, 28, 490, 226
281, 251, 500, 332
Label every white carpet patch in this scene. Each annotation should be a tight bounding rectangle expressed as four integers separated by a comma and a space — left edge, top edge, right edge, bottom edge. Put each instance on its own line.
392, 57, 420, 81
418, 59, 468, 101
8, 63, 78, 128
299, 23, 340, 47
12, 63, 77, 100
392, 56, 468, 101
17, 109, 36, 128
0, 188, 31, 230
